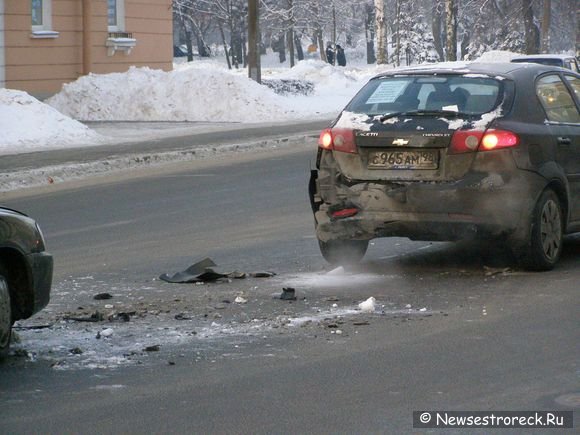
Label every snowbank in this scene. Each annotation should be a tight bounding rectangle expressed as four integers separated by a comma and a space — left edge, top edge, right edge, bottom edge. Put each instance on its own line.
473, 50, 520, 63
48, 64, 312, 122
0, 89, 102, 155
2, 49, 525, 155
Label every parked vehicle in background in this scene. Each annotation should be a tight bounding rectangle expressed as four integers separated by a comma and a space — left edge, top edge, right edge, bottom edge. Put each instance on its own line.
0, 207, 53, 357
511, 54, 579, 73
309, 62, 580, 270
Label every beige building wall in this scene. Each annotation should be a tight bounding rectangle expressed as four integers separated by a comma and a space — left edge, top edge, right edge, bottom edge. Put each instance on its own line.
3, 0, 172, 98
0, 0, 5, 88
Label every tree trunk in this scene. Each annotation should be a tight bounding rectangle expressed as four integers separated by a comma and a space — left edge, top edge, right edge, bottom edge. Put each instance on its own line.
316, 29, 326, 62
394, 0, 401, 66
541, 0, 551, 53
219, 23, 231, 70
288, 28, 295, 67
445, 0, 457, 61
375, 0, 387, 64
432, 0, 444, 61
577, 4, 580, 56
523, 0, 540, 54
365, 3, 376, 64
294, 33, 304, 61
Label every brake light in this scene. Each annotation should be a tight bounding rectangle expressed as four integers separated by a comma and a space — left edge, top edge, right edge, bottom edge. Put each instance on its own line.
317, 128, 358, 154
449, 129, 519, 154
480, 130, 519, 150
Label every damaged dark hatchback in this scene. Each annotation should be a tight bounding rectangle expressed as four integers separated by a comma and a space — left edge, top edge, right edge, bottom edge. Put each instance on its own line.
309, 63, 580, 270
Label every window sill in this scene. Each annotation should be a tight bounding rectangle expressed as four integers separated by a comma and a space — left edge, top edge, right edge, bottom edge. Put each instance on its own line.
30, 30, 60, 39
106, 35, 137, 56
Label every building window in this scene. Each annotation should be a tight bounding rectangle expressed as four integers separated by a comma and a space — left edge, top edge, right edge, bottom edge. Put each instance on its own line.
31, 0, 51, 30
108, 0, 125, 31
31, 0, 58, 38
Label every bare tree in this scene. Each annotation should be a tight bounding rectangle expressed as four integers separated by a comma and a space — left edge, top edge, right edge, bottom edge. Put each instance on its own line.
432, 0, 444, 61
540, 0, 551, 53
375, 0, 387, 64
364, 2, 376, 63
522, 0, 540, 53
445, 0, 457, 61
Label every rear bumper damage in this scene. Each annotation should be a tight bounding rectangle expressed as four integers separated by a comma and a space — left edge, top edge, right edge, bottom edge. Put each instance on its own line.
310, 166, 544, 243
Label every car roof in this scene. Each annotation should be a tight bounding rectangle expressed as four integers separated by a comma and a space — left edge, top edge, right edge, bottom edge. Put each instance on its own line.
370, 61, 564, 81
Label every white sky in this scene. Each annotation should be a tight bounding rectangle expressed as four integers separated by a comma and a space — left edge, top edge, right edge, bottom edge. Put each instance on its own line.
0, 49, 519, 156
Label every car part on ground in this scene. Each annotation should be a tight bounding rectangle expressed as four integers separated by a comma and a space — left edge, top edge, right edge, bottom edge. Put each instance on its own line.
309, 62, 580, 270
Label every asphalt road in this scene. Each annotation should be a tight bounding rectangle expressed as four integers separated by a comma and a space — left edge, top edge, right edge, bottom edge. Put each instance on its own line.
1, 142, 579, 434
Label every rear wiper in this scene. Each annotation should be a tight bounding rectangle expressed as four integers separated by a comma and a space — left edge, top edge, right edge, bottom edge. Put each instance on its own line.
379, 109, 464, 122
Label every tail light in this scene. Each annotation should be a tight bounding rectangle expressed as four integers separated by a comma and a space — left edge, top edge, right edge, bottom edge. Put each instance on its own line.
449, 129, 519, 154
318, 128, 358, 154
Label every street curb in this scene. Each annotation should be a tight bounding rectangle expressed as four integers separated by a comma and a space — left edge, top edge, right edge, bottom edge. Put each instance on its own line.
0, 134, 318, 193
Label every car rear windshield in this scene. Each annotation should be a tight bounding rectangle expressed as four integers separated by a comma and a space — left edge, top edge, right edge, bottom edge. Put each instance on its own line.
346, 75, 503, 116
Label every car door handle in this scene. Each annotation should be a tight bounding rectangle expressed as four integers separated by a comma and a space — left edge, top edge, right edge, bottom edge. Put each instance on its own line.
557, 137, 571, 145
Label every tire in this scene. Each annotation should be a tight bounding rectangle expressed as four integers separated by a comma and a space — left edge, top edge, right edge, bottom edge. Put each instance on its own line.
318, 239, 369, 265
519, 189, 563, 271
0, 275, 12, 358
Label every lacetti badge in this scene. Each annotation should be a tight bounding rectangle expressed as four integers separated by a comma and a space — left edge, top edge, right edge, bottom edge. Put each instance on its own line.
392, 138, 410, 146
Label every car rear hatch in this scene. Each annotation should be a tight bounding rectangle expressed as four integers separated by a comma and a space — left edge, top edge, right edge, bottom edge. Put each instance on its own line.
326, 73, 512, 182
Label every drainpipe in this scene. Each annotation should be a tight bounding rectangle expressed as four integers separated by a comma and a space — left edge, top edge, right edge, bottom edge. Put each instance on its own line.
82, 0, 92, 75
0, 0, 5, 88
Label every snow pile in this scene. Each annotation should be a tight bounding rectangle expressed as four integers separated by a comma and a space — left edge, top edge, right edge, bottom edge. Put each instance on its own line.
0, 89, 102, 155
48, 64, 309, 122
474, 50, 519, 63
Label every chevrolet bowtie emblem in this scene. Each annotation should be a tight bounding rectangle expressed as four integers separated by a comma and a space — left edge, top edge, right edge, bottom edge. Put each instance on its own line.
392, 138, 410, 146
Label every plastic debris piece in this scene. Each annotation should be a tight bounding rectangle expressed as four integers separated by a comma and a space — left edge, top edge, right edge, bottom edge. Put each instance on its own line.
358, 297, 376, 313
353, 321, 370, 326
160, 258, 273, 284
144, 345, 160, 352
250, 271, 277, 278
65, 311, 104, 322
227, 271, 247, 279
93, 293, 113, 300
280, 287, 297, 301
159, 257, 219, 283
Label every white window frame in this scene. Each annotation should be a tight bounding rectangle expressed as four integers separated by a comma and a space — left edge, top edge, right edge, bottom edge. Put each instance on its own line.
31, 0, 51, 31
30, 0, 58, 38
108, 0, 126, 32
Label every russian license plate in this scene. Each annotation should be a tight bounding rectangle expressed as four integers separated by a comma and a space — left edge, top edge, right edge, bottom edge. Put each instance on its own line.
368, 149, 438, 169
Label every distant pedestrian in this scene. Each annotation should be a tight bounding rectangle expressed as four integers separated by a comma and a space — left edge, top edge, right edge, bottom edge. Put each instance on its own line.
336, 44, 346, 66
325, 42, 335, 65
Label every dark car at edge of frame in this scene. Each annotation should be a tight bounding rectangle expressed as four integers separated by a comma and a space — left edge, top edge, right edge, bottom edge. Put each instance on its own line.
309, 62, 580, 270
0, 207, 53, 357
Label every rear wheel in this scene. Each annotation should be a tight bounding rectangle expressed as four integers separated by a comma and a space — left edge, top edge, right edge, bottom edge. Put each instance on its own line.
0, 275, 12, 358
519, 189, 563, 271
318, 239, 369, 265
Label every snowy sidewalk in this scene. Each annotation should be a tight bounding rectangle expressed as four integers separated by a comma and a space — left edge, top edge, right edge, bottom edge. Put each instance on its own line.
0, 119, 329, 193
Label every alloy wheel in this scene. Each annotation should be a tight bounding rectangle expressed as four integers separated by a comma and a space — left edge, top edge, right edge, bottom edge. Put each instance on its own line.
540, 199, 562, 262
